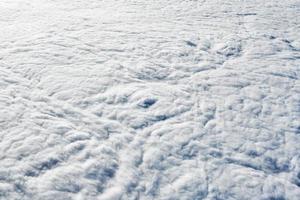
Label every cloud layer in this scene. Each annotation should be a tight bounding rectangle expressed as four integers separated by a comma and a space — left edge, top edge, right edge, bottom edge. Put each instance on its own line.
0, 0, 299, 199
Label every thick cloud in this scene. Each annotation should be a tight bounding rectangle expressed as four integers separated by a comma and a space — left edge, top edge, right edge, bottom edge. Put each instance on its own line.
0, 0, 299, 199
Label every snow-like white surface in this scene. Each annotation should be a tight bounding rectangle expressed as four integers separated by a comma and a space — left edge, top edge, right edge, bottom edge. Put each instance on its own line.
0, 0, 300, 199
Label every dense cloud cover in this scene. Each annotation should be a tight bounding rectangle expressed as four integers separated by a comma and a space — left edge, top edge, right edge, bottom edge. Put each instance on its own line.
0, 0, 300, 199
